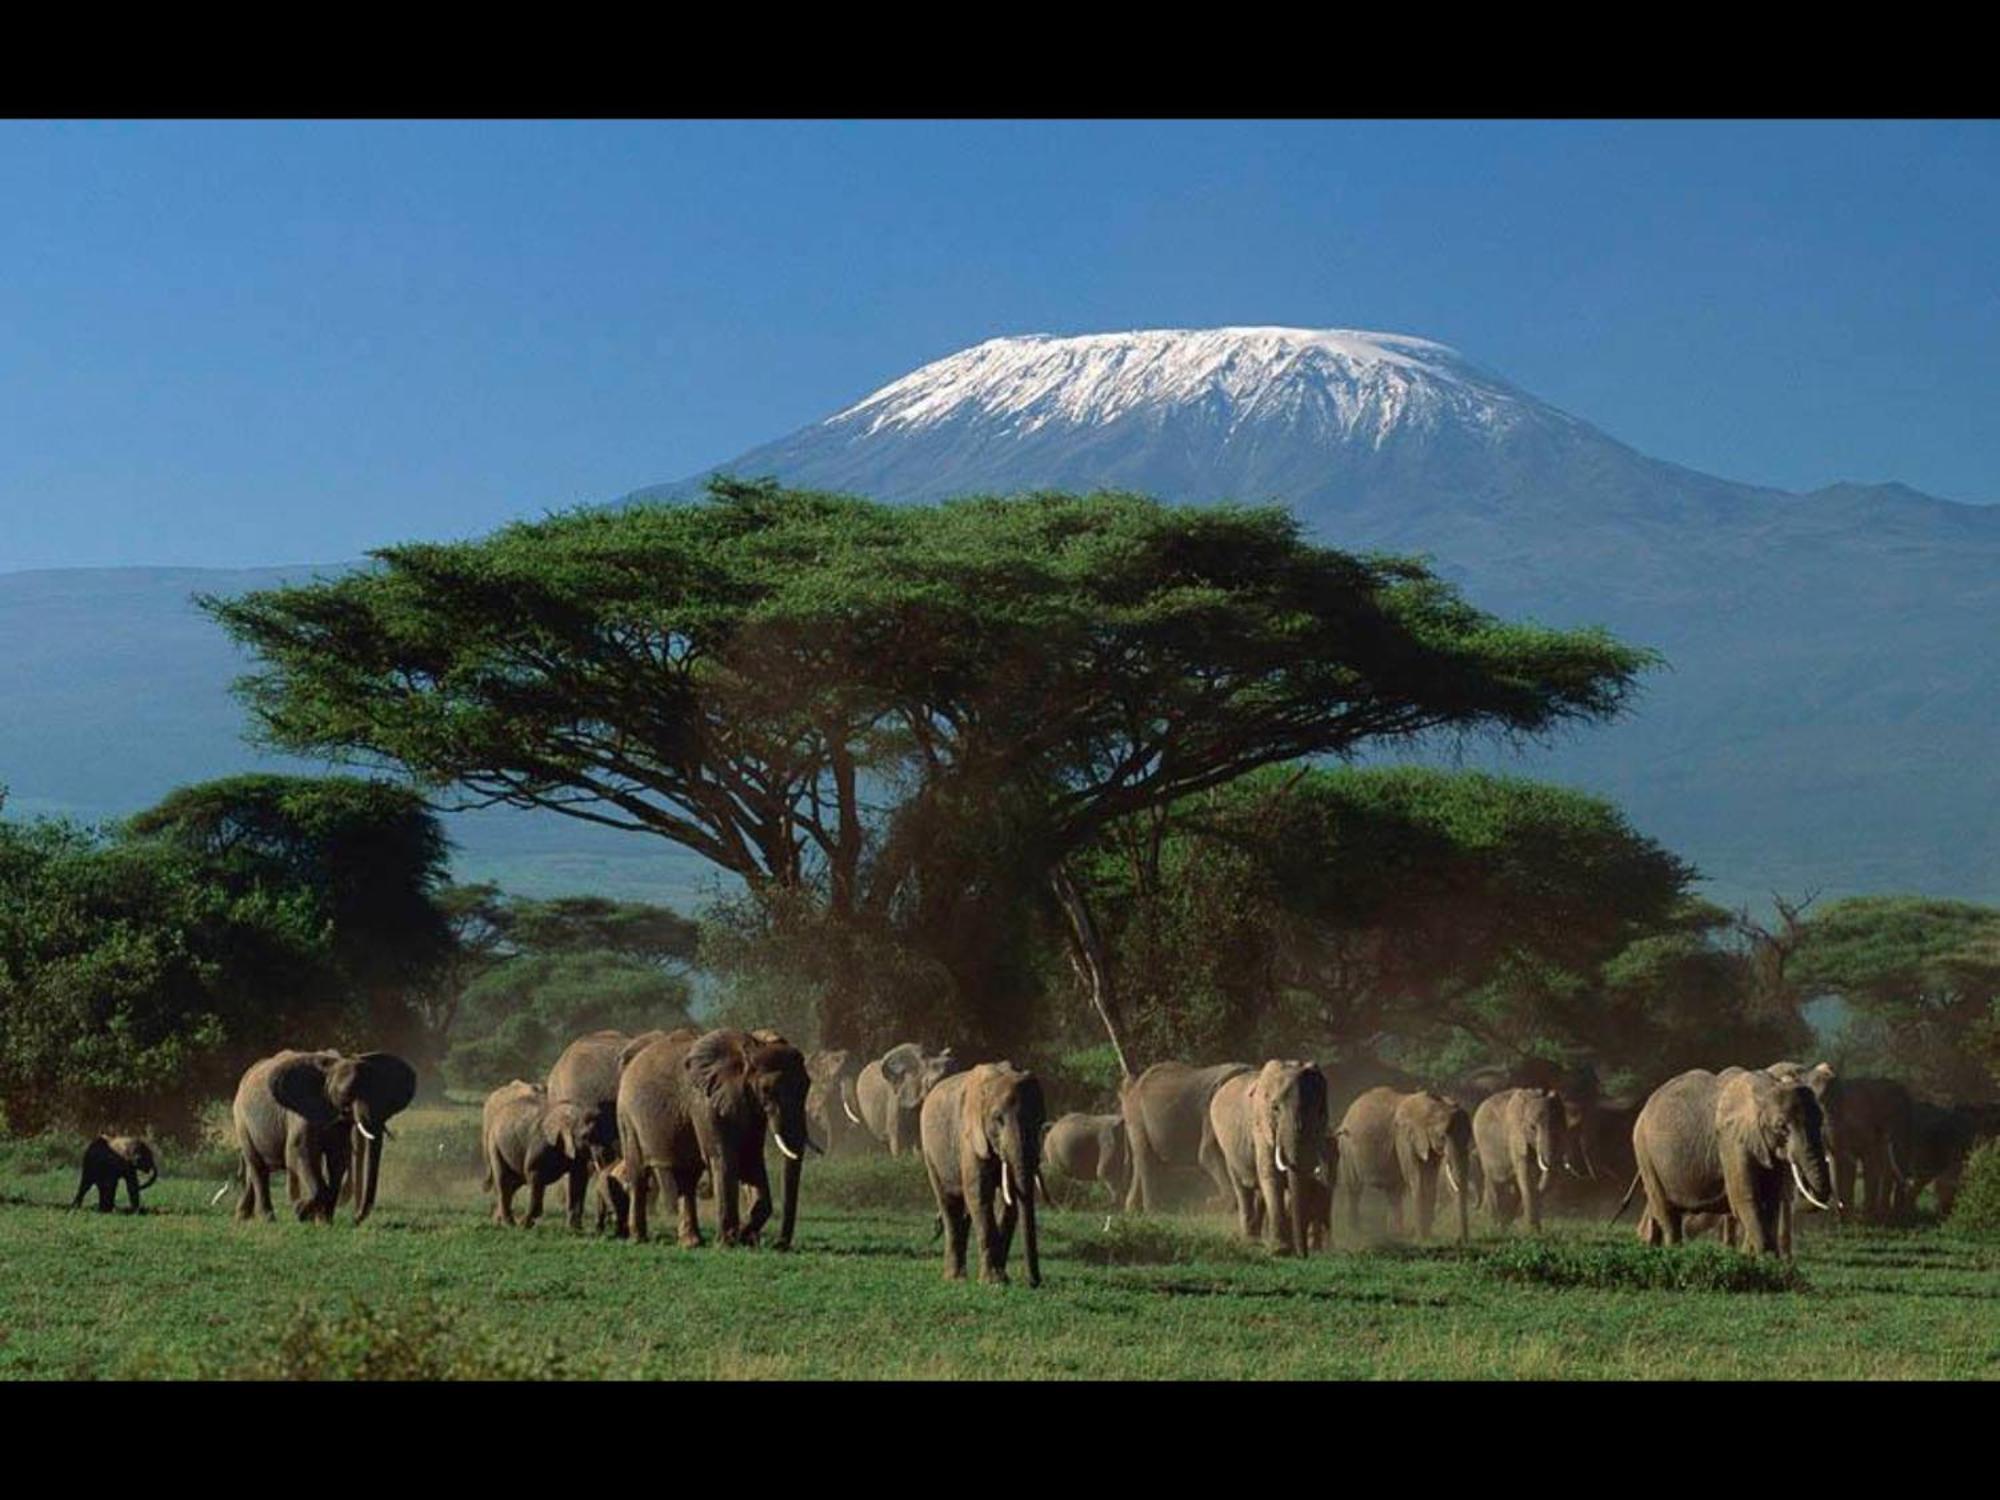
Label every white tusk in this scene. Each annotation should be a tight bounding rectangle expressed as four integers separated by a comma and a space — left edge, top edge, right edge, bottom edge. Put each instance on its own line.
842, 1098, 862, 1125
1274, 1141, 1291, 1175
1790, 1159, 1832, 1212
1444, 1159, 1461, 1194
355, 1120, 377, 1142
1000, 1161, 1014, 1207
210, 1181, 234, 1206
773, 1132, 801, 1162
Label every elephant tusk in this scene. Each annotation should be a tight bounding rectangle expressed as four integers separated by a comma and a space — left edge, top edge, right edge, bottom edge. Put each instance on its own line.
1000, 1161, 1015, 1208
1444, 1159, 1461, 1195
841, 1097, 862, 1125
1791, 1159, 1832, 1212
355, 1120, 378, 1142
773, 1132, 802, 1162
1274, 1141, 1291, 1175
210, 1181, 234, 1206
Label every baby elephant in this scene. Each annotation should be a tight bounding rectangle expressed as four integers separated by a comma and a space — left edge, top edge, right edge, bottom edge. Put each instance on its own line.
1040, 1113, 1130, 1208
591, 1157, 661, 1236
481, 1080, 609, 1229
73, 1135, 159, 1213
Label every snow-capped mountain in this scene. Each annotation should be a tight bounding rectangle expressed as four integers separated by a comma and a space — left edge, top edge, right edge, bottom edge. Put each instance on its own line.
828, 327, 1559, 446
623, 326, 2000, 903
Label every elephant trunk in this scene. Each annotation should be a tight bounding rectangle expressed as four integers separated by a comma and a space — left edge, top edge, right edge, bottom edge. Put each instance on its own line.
353, 1118, 384, 1223
1450, 1136, 1471, 1244
777, 1148, 801, 1250
996, 1123, 1044, 1285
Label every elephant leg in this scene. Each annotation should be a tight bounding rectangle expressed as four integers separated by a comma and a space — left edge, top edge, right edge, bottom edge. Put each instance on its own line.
96, 1176, 114, 1212
673, 1166, 703, 1249
1342, 1175, 1363, 1239
1520, 1161, 1542, 1235
1230, 1179, 1257, 1242
1255, 1166, 1289, 1253
125, 1169, 143, 1214
945, 1195, 971, 1281
525, 1173, 548, 1229
974, 1181, 1008, 1284
1197, 1132, 1234, 1210
1127, 1137, 1156, 1215
1414, 1165, 1438, 1241
741, 1157, 774, 1246
1834, 1151, 1858, 1220
713, 1154, 742, 1246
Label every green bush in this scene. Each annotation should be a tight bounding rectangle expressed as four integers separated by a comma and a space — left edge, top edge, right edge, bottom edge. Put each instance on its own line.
212, 1298, 586, 1381
1947, 1139, 2000, 1237
1062, 1215, 1261, 1267
1485, 1240, 1807, 1293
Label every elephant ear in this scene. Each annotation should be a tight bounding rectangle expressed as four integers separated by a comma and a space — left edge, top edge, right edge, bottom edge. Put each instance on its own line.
686, 1029, 748, 1111
268, 1053, 340, 1124
882, 1045, 924, 1107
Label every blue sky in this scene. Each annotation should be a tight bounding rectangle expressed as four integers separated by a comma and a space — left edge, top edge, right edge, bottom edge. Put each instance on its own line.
2, 119, 1995, 571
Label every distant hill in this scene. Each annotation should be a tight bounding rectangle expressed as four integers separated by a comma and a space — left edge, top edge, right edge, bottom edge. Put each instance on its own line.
4, 326, 1994, 913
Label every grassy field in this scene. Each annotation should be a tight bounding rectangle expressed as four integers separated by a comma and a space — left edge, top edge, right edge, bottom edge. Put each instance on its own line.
3, 1104, 1996, 1380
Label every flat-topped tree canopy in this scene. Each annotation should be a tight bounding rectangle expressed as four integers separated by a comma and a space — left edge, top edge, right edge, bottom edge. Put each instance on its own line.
203, 479, 1656, 1053
204, 477, 1653, 881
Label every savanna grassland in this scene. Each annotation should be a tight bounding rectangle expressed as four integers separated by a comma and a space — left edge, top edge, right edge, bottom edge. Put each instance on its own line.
2, 1104, 1995, 1381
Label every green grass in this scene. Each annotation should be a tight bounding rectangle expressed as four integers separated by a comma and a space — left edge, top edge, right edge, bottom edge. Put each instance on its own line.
4, 1105, 1997, 1380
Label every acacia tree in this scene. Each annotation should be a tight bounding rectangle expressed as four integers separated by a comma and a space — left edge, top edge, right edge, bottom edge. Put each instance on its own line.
1789, 896, 2000, 1099
204, 480, 1654, 1068
1079, 765, 1699, 1075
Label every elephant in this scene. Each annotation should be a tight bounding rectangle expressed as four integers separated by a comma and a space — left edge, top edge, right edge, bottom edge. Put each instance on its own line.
1471, 1087, 1571, 1233
1627, 1066, 1835, 1256
1208, 1060, 1329, 1255
231, 1048, 418, 1223
919, 1060, 1046, 1287
548, 1028, 648, 1217
1120, 1060, 1253, 1213
480, 1080, 612, 1229
1336, 1086, 1474, 1243
1040, 1112, 1130, 1208
806, 1048, 867, 1157
616, 1027, 813, 1249
855, 1043, 961, 1157
592, 1157, 653, 1235
72, 1135, 158, 1213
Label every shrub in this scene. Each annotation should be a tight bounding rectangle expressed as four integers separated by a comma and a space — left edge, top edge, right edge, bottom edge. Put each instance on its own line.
1486, 1240, 1807, 1293
1062, 1215, 1261, 1267
1947, 1139, 2000, 1237
213, 1298, 584, 1381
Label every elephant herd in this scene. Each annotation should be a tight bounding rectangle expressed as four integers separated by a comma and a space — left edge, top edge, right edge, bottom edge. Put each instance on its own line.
130, 1033, 1990, 1286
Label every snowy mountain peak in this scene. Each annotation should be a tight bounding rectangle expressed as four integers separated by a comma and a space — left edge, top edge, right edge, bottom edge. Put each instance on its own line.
827, 326, 1557, 447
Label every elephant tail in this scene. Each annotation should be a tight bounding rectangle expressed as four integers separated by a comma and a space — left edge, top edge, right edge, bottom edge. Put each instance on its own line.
1884, 1137, 1910, 1189
1607, 1171, 1642, 1224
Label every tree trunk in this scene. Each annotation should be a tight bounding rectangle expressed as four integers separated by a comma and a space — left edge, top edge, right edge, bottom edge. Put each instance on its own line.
1049, 863, 1134, 1082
